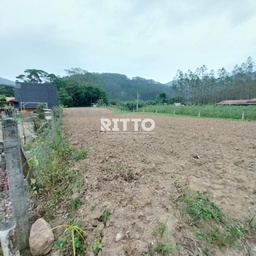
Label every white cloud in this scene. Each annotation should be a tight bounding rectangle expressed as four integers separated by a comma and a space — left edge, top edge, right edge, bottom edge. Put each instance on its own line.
0, 0, 255, 83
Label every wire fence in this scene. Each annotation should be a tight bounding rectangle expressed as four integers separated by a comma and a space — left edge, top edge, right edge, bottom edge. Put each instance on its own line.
27, 112, 63, 179
0, 107, 63, 227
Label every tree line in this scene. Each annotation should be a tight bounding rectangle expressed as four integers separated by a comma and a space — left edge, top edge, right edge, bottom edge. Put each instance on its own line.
1, 57, 255, 107
15, 68, 107, 107
13, 68, 173, 106
172, 57, 256, 104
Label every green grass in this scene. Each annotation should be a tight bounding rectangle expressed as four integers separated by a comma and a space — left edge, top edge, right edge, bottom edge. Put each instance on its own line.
27, 107, 84, 215
141, 105, 256, 121
93, 236, 103, 256
69, 198, 82, 211
153, 242, 175, 255
150, 221, 177, 255
72, 149, 87, 161
52, 219, 86, 255
99, 209, 111, 226
179, 190, 225, 224
176, 189, 255, 252
148, 237, 176, 255
153, 220, 168, 237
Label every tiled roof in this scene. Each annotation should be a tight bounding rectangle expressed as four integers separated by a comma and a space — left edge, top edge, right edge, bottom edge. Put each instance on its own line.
217, 98, 256, 105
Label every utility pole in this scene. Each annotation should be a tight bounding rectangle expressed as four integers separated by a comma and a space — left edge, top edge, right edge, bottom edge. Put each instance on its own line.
136, 91, 139, 112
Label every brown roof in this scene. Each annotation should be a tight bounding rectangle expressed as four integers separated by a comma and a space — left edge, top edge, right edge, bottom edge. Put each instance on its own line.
217, 98, 256, 105
6, 97, 15, 103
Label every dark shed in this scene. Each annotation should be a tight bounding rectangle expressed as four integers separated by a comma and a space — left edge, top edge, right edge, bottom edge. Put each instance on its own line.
14, 82, 58, 109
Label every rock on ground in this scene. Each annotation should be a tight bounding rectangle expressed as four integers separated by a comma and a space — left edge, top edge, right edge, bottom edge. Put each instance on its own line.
29, 218, 54, 256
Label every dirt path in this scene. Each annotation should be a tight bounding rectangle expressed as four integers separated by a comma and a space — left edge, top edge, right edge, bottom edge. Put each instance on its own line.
63, 107, 256, 255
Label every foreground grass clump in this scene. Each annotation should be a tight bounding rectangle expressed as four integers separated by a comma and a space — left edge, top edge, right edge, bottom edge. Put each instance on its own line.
176, 189, 255, 253
141, 105, 256, 121
27, 107, 85, 212
26, 107, 88, 254
33, 127, 81, 209
72, 149, 87, 161
52, 219, 86, 256
149, 221, 177, 255
179, 191, 225, 224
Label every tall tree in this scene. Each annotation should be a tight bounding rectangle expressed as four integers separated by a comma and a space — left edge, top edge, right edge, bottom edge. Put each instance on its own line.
171, 57, 256, 104
16, 69, 51, 83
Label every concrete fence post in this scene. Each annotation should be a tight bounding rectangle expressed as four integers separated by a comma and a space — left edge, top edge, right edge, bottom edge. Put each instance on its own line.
2, 118, 29, 251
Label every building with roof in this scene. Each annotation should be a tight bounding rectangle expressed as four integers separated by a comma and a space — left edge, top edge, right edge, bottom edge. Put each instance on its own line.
216, 98, 256, 106
14, 82, 58, 110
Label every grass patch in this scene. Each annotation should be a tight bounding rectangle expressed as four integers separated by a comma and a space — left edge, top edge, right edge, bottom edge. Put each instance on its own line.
148, 238, 176, 255
176, 189, 255, 253
27, 107, 83, 215
72, 149, 87, 161
111, 104, 256, 121
27, 107, 88, 253
99, 209, 111, 226
93, 235, 103, 256
153, 242, 175, 255
142, 105, 256, 121
149, 221, 177, 255
69, 198, 83, 211
153, 220, 168, 238
179, 190, 225, 224
33, 127, 80, 210
52, 219, 86, 255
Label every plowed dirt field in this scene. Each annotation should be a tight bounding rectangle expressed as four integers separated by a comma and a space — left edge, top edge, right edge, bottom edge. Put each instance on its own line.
63, 107, 256, 255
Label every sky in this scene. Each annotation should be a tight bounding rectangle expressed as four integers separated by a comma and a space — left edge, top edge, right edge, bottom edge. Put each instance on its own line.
1, 0, 256, 84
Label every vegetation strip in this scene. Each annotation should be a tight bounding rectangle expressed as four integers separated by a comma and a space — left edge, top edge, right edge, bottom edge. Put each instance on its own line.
175, 189, 256, 254
111, 104, 256, 121
26, 107, 88, 254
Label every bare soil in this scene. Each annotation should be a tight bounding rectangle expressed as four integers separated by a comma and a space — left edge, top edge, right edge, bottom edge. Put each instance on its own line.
62, 107, 256, 256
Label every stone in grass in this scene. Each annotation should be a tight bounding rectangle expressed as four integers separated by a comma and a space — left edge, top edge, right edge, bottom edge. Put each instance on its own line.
29, 218, 54, 256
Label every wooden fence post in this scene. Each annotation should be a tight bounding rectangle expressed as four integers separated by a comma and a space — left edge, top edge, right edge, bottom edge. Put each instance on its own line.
2, 118, 29, 251
242, 111, 245, 121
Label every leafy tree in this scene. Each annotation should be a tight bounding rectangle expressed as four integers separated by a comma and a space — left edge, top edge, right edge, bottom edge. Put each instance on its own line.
16, 69, 51, 83
171, 57, 256, 104
0, 84, 14, 96
56, 69, 107, 107
156, 93, 167, 104
58, 88, 73, 106
0, 94, 6, 107
96, 98, 105, 107
16, 68, 108, 107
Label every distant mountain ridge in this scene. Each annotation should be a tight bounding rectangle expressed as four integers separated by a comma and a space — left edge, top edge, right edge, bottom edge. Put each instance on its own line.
94, 73, 174, 100
165, 80, 175, 86
0, 77, 15, 86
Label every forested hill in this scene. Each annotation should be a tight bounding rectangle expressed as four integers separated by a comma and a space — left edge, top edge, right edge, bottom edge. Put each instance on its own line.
94, 73, 173, 100
0, 77, 15, 86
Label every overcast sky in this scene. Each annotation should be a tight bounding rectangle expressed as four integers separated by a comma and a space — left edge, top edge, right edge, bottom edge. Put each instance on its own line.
1, 0, 255, 83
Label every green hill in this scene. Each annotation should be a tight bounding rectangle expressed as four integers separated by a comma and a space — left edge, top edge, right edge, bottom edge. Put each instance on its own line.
94, 73, 174, 100
0, 77, 15, 86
